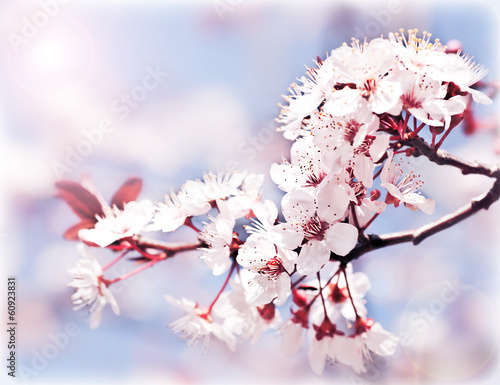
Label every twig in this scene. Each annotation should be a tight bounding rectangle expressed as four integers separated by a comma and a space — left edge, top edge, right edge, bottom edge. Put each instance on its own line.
134, 237, 202, 256
404, 136, 500, 178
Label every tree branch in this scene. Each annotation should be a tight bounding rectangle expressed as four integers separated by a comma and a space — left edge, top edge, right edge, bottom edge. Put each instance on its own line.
333, 136, 500, 264
404, 136, 500, 178
134, 237, 202, 256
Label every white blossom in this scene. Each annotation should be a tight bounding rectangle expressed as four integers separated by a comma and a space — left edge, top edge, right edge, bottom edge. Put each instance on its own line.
164, 295, 237, 351
78, 200, 155, 247
67, 244, 119, 329
200, 200, 236, 276
381, 151, 435, 214
278, 188, 357, 274
237, 234, 296, 306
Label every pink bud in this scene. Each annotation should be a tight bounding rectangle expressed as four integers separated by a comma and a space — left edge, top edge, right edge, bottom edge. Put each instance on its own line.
257, 303, 276, 322
370, 189, 381, 201
445, 39, 462, 54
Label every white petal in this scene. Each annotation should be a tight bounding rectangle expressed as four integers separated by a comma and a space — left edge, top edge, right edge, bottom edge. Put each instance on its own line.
324, 223, 358, 256
272, 223, 304, 250
215, 218, 235, 245
296, 241, 330, 275
317, 182, 350, 222
468, 87, 492, 104
371, 80, 402, 115
202, 247, 231, 276
270, 163, 304, 192
369, 134, 390, 162
89, 298, 105, 329
354, 155, 375, 188
366, 323, 399, 356
333, 336, 366, 373
282, 190, 317, 224
274, 274, 292, 306
348, 272, 371, 297
78, 228, 121, 248
280, 322, 304, 356
251, 200, 278, 228
324, 88, 363, 116
308, 336, 329, 375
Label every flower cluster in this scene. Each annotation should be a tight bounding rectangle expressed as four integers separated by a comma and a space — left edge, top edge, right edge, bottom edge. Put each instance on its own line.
280, 264, 397, 374
59, 30, 492, 376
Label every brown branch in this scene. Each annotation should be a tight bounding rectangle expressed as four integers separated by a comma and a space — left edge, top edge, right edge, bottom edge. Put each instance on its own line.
134, 237, 202, 256
333, 136, 500, 264
404, 136, 500, 178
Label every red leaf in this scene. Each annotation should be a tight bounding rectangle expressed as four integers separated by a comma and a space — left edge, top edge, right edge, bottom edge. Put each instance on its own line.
63, 219, 97, 240
56, 181, 104, 220
111, 177, 143, 210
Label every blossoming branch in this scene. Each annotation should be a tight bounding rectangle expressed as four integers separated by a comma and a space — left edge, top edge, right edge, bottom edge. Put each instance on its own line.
57, 29, 499, 375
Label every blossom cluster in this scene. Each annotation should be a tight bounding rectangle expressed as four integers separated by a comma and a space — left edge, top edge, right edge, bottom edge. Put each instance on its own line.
59, 30, 491, 375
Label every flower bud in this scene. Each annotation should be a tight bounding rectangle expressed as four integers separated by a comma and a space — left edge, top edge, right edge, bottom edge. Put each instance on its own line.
370, 189, 381, 201
257, 303, 276, 322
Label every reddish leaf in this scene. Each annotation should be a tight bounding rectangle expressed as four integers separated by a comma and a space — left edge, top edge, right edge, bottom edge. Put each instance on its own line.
63, 219, 97, 240
56, 181, 104, 220
111, 177, 143, 210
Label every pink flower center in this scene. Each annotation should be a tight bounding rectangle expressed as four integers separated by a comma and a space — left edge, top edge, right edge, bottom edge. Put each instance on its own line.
402, 92, 422, 109
354, 317, 374, 335
349, 180, 367, 204
314, 317, 337, 340
328, 283, 349, 303
302, 215, 329, 241
360, 78, 377, 99
342, 120, 362, 145
353, 135, 375, 156
258, 257, 285, 280
305, 171, 327, 188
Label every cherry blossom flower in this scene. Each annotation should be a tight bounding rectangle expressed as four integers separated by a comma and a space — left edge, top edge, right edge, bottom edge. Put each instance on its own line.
390, 29, 491, 104
324, 38, 403, 116
183, 170, 247, 204
78, 200, 155, 247
226, 173, 264, 219
312, 108, 379, 150
56, 176, 143, 240
334, 318, 398, 374
431, 51, 492, 105
302, 264, 369, 327
389, 29, 448, 78
200, 200, 238, 276
246, 199, 279, 235
278, 188, 357, 274
150, 171, 258, 233
381, 151, 435, 214
237, 234, 296, 306
277, 57, 338, 140
326, 266, 370, 321
146, 191, 195, 233
212, 278, 282, 344
164, 295, 237, 351
243, 199, 293, 254
67, 244, 119, 329
309, 110, 389, 188
400, 73, 449, 127
270, 138, 340, 192
307, 317, 350, 375
279, 287, 315, 357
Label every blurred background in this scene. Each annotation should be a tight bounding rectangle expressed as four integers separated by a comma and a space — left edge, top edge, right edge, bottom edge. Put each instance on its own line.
1, 0, 500, 384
